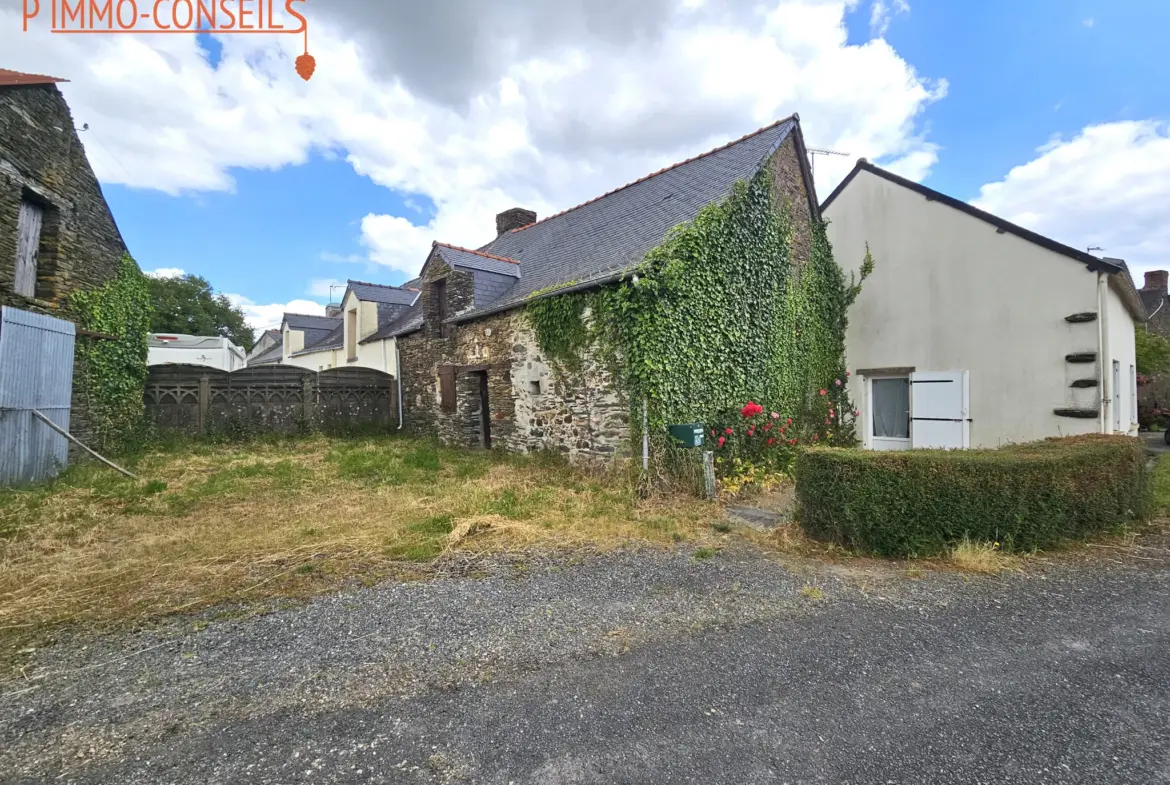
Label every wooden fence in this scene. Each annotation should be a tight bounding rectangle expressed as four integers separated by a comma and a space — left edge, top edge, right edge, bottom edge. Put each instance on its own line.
144, 364, 398, 436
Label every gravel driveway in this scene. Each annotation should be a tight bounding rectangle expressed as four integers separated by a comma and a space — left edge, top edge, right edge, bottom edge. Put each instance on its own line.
2, 541, 1168, 784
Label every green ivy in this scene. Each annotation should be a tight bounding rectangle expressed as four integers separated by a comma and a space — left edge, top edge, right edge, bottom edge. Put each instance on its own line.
525, 158, 868, 471
70, 254, 152, 454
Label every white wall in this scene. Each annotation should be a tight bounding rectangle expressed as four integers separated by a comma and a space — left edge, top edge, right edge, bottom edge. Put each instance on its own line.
1104, 280, 1138, 434
825, 168, 1134, 448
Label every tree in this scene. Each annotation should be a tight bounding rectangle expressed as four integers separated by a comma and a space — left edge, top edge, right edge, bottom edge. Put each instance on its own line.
147, 274, 256, 351
1135, 327, 1170, 376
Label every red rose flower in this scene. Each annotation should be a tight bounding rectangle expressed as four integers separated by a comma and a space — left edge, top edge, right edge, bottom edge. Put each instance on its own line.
767, 437, 775, 445
786, 418, 793, 425
748, 427, 755, 436
819, 389, 827, 396
740, 401, 764, 417
718, 436, 726, 447
854, 409, 860, 417
764, 422, 772, 431
725, 427, 733, 435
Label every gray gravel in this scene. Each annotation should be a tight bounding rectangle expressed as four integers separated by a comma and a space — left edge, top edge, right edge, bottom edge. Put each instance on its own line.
2, 541, 1169, 784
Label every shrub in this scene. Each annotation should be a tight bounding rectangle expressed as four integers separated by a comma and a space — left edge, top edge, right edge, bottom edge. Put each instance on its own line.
794, 435, 1150, 557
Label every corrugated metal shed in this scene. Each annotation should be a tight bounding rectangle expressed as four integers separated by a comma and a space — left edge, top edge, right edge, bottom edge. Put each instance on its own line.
0, 306, 75, 488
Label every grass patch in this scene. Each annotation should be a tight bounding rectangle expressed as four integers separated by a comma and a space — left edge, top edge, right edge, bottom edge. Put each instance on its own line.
800, 584, 824, 600
0, 434, 717, 659
1153, 453, 1170, 515
694, 547, 719, 560
949, 537, 1014, 575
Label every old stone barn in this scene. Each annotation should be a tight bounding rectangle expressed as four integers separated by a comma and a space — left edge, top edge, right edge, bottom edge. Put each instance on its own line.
381, 114, 836, 462
0, 69, 134, 448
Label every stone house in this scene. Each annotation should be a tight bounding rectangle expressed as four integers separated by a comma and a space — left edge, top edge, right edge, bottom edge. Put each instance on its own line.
380, 115, 820, 460
0, 68, 132, 445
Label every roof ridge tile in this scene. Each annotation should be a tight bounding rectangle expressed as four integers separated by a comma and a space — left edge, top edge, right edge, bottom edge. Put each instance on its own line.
433, 242, 520, 264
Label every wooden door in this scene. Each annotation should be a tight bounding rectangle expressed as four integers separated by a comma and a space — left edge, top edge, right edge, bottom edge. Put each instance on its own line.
14, 201, 44, 298
478, 372, 491, 449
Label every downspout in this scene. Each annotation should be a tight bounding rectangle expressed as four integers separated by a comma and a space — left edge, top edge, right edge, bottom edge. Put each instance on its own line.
1096, 272, 1110, 433
395, 338, 404, 430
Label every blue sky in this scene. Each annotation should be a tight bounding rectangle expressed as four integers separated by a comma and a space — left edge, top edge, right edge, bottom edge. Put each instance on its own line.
5, 0, 1168, 327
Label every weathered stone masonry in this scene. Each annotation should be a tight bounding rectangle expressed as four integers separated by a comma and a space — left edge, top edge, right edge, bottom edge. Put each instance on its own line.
397, 256, 629, 462
0, 82, 130, 446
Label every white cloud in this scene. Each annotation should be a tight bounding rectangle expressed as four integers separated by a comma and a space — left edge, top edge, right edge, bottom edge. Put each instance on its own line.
0, 0, 945, 285
319, 252, 366, 264
307, 278, 347, 299
1082, 17, 1095, 28
971, 120, 1170, 279
225, 294, 326, 331
870, 0, 910, 37
144, 267, 186, 279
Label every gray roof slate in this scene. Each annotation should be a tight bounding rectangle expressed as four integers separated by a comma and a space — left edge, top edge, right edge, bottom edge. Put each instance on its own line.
432, 243, 522, 278
347, 280, 419, 306
284, 313, 340, 331
293, 322, 344, 356
249, 338, 284, 365
446, 117, 798, 319
361, 301, 423, 343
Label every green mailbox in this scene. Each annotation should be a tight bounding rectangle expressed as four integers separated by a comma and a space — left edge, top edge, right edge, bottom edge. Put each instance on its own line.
667, 423, 705, 448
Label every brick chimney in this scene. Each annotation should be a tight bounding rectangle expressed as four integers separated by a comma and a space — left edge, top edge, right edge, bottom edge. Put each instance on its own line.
325, 303, 342, 318
1143, 270, 1169, 296
496, 207, 536, 234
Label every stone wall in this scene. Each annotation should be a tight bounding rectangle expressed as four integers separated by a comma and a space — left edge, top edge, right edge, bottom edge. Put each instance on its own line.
397, 256, 628, 462
0, 83, 130, 449
769, 134, 814, 268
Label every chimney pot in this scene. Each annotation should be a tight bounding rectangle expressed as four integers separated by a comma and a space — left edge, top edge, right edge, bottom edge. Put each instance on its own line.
496, 207, 537, 234
325, 303, 342, 318
1143, 270, 1168, 294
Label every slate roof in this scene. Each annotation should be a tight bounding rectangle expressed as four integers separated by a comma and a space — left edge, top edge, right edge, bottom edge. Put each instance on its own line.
249, 338, 284, 366
361, 301, 423, 343
284, 313, 340, 331
292, 322, 344, 356
432, 243, 522, 278
440, 116, 806, 322
346, 280, 419, 306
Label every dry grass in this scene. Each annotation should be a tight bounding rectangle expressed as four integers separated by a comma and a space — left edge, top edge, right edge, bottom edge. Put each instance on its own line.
948, 536, 1016, 574
0, 435, 718, 652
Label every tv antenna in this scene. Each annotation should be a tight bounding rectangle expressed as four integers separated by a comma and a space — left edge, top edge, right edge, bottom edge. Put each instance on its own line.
807, 147, 850, 178
329, 284, 344, 303
1087, 246, 1104, 254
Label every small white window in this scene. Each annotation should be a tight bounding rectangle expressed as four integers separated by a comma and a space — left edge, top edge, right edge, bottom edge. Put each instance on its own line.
869, 376, 911, 450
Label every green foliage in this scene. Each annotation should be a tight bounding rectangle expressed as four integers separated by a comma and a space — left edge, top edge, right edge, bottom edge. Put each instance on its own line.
1153, 452, 1170, 515
525, 285, 593, 371
524, 158, 866, 484
148, 273, 255, 351
71, 254, 152, 454
794, 435, 1150, 557
1136, 327, 1170, 376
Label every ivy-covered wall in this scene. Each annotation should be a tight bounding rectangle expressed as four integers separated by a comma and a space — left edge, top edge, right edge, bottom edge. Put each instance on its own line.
527, 134, 852, 444
71, 255, 151, 453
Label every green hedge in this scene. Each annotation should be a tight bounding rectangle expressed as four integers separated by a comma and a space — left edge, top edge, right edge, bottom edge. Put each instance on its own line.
794, 435, 1150, 556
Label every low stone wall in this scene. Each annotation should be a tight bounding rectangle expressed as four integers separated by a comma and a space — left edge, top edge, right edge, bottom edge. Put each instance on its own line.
144, 364, 397, 436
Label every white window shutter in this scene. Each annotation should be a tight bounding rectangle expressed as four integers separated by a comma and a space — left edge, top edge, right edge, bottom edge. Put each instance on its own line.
910, 370, 970, 449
